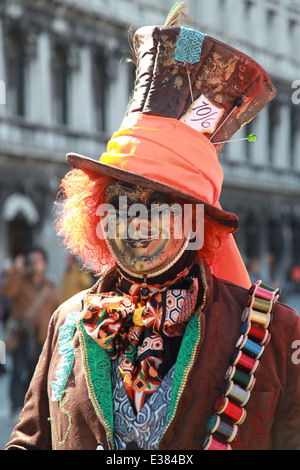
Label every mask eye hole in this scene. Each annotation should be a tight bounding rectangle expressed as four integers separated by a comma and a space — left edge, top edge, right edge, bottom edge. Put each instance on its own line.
145, 192, 174, 209
108, 196, 130, 213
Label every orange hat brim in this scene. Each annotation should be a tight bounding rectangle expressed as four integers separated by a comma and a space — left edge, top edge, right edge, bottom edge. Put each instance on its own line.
67, 114, 238, 232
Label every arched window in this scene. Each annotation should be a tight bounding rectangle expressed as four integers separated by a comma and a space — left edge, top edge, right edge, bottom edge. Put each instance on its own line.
2, 193, 39, 258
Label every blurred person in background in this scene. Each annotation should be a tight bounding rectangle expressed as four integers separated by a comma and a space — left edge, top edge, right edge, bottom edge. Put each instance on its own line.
61, 254, 93, 302
1, 247, 60, 420
0, 259, 12, 374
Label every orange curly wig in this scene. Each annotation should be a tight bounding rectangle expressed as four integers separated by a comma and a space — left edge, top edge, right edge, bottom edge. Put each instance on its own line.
55, 168, 229, 275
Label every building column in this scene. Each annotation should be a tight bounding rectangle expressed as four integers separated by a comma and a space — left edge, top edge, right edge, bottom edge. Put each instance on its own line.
36, 31, 52, 125
106, 57, 130, 135
275, 11, 289, 58
225, 0, 244, 40
0, 16, 7, 114
251, 108, 269, 165
197, 0, 222, 34
227, 125, 247, 162
24, 29, 39, 121
68, 45, 93, 132
272, 100, 291, 169
292, 108, 300, 170
246, 2, 266, 49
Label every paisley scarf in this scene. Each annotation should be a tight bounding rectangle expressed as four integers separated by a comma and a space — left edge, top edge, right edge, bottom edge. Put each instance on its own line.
82, 266, 199, 413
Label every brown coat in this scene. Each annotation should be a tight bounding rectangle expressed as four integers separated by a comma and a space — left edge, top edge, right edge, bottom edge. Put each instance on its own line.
1, 269, 61, 345
4, 262, 300, 450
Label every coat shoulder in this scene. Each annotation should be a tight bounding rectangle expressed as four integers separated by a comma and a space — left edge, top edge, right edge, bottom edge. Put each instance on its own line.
51, 289, 88, 329
273, 299, 299, 330
216, 276, 298, 329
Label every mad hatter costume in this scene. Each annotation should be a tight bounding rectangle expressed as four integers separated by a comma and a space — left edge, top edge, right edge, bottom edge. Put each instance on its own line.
5, 3, 300, 450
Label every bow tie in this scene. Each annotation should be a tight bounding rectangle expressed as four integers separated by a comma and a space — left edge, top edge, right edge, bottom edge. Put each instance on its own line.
82, 275, 199, 412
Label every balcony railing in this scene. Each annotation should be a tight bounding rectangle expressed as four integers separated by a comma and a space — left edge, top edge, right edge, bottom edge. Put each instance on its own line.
0, 114, 108, 163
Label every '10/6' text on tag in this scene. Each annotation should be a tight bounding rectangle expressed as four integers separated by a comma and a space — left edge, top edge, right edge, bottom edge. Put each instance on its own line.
180, 94, 224, 134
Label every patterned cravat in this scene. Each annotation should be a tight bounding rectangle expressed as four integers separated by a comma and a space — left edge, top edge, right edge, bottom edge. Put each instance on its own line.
82, 271, 198, 412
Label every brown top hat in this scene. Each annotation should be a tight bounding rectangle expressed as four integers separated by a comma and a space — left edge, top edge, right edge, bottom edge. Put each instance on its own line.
67, 6, 276, 232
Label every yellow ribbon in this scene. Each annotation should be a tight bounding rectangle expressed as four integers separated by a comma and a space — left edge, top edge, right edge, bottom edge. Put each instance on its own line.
132, 304, 145, 326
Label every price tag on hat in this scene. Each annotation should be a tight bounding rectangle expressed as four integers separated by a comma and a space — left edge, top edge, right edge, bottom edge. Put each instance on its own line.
180, 94, 224, 134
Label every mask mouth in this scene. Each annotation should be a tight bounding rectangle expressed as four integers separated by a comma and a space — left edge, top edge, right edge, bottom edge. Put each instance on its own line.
120, 225, 162, 244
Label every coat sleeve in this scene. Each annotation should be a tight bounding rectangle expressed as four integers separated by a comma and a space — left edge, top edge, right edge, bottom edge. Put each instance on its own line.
272, 314, 300, 450
4, 310, 59, 450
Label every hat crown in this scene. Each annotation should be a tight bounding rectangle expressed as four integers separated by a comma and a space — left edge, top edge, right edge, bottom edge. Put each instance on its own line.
125, 25, 276, 156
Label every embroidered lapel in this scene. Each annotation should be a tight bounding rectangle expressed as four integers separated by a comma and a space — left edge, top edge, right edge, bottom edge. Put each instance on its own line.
167, 313, 203, 429
78, 319, 114, 449
51, 310, 83, 402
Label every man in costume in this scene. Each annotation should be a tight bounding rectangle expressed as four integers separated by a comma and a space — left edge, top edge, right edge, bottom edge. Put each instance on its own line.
5, 5, 300, 450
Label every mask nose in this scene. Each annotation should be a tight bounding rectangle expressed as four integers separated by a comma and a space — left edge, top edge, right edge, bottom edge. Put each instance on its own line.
127, 216, 154, 240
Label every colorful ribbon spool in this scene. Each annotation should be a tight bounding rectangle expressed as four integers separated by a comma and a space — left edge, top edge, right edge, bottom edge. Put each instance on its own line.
230, 349, 260, 375
225, 365, 256, 391
249, 280, 279, 296
256, 280, 281, 296
240, 322, 269, 346
253, 285, 276, 302
206, 415, 238, 443
235, 335, 265, 360
246, 279, 281, 314
201, 434, 232, 451
213, 396, 247, 425
242, 307, 272, 329
247, 295, 273, 314
224, 380, 251, 406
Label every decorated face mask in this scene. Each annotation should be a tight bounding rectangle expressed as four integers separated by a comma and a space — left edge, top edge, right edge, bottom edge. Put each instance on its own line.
102, 181, 190, 277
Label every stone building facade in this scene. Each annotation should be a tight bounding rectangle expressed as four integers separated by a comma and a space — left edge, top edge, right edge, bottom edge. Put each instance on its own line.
0, 0, 299, 290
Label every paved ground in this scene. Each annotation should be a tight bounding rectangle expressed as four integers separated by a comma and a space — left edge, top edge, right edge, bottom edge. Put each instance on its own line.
0, 293, 299, 450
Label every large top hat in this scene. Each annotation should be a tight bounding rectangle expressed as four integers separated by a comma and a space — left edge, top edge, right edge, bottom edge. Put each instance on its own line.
67, 4, 276, 232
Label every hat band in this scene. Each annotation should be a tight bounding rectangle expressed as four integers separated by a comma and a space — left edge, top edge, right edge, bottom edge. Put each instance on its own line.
99, 114, 223, 207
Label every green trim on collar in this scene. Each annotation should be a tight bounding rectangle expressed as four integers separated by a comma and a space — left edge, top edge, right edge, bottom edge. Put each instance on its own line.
78, 319, 114, 448
167, 313, 203, 431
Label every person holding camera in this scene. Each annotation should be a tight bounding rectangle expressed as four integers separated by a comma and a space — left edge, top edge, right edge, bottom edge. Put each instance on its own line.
1, 248, 60, 421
